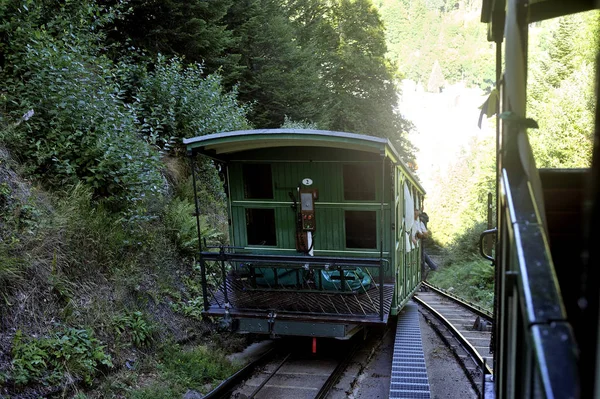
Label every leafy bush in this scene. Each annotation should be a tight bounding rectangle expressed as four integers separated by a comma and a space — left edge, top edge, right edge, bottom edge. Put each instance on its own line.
281, 115, 319, 129
113, 311, 154, 347
9, 328, 113, 386
2, 38, 163, 207
163, 197, 223, 257
137, 56, 250, 150
428, 258, 495, 311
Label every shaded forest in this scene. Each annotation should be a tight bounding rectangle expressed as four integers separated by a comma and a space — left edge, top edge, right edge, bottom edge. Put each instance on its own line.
0, 0, 415, 397
0, 0, 597, 396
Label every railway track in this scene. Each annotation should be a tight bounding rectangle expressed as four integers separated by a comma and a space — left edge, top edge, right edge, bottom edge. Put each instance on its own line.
414, 282, 494, 397
232, 346, 354, 399
205, 284, 494, 398
204, 336, 359, 399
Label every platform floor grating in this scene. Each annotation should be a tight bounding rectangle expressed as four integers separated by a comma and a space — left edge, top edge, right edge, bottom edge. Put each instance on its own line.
206, 274, 394, 319
390, 302, 431, 399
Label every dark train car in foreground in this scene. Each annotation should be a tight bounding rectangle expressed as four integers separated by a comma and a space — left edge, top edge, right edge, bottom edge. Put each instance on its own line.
184, 129, 425, 338
481, 0, 600, 397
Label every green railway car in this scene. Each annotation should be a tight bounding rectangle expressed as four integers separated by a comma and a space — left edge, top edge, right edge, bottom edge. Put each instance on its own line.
184, 129, 425, 338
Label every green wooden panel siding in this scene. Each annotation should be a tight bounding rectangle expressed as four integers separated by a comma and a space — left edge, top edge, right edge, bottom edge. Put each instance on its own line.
229, 162, 385, 203
389, 166, 425, 314
228, 147, 383, 163
223, 156, 425, 295
231, 204, 392, 252
228, 160, 393, 277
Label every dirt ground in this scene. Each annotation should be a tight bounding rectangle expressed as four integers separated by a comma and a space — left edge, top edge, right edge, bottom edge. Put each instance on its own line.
419, 312, 478, 399
328, 306, 477, 399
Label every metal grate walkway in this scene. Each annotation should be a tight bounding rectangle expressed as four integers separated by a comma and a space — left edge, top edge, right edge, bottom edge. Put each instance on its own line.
389, 302, 431, 399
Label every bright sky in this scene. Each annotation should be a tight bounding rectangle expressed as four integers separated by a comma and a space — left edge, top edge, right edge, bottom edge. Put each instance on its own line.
399, 80, 495, 192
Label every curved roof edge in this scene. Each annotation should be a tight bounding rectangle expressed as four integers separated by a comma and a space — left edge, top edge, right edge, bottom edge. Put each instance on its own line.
184, 129, 424, 193
184, 128, 388, 146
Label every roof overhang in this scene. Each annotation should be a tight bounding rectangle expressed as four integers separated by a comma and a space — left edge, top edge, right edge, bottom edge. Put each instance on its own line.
481, 0, 598, 43
184, 129, 425, 193
184, 129, 388, 156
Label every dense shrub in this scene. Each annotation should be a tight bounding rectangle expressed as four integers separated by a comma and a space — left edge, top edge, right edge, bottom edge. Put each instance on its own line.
427, 258, 495, 311
9, 328, 113, 386
0, 2, 250, 215
137, 56, 251, 149
0, 2, 164, 211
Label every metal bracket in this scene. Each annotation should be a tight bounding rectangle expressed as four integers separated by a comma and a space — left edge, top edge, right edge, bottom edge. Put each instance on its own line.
267, 311, 277, 335
505, 270, 518, 294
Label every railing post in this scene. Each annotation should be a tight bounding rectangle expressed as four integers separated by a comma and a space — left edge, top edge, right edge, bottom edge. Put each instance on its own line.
380, 260, 384, 321
220, 246, 229, 304
340, 266, 346, 292
380, 154, 385, 321
189, 152, 209, 311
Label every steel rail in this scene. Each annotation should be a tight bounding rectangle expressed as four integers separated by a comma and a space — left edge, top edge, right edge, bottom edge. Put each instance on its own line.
202, 348, 277, 399
314, 339, 361, 399
207, 338, 360, 399
248, 353, 292, 399
413, 296, 493, 376
422, 281, 493, 321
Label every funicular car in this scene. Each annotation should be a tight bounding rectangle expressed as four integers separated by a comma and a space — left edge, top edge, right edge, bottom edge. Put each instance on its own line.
184, 129, 425, 339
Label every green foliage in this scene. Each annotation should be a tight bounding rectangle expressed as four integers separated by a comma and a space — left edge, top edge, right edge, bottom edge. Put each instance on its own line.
318, 0, 414, 151
9, 328, 113, 386
281, 116, 319, 130
427, 135, 495, 247
0, 1, 164, 210
171, 296, 206, 321
171, 261, 219, 320
375, 0, 495, 89
137, 56, 250, 149
163, 197, 200, 256
428, 257, 494, 310
0, 244, 26, 303
220, 0, 415, 159
129, 345, 237, 398
528, 11, 599, 168
0, 1, 252, 216
424, 133, 495, 309
163, 197, 222, 256
103, 0, 238, 75
0, 162, 41, 302
52, 185, 130, 278
113, 311, 154, 347
222, 0, 325, 128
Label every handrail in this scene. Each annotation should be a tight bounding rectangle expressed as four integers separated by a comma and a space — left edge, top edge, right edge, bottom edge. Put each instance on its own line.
498, 167, 579, 398
479, 228, 497, 264
200, 249, 391, 321
201, 251, 386, 267
490, 0, 581, 397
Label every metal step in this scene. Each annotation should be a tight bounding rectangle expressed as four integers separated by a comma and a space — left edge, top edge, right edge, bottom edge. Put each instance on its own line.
389, 302, 431, 399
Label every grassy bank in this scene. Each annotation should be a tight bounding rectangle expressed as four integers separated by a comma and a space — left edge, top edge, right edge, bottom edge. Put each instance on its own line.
0, 146, 247, 398
426, 257, 494, 311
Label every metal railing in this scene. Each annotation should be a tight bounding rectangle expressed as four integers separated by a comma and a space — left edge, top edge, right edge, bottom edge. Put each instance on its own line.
488, 0, 583, 396
495, 166, 579, 399
198, 246, 390, 321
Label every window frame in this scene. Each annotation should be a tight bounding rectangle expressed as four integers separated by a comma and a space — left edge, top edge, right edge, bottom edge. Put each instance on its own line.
343, 209, 378, 250
342, 163, 378, 202
242, 163, 274, 200
245, 207, 277, 247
